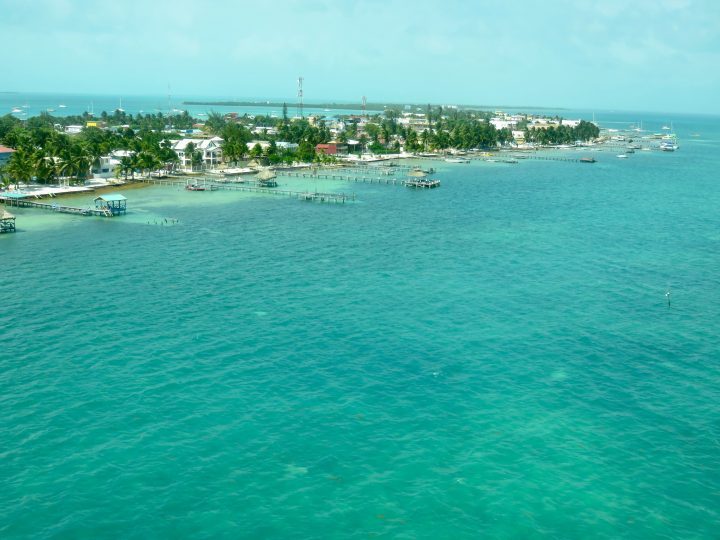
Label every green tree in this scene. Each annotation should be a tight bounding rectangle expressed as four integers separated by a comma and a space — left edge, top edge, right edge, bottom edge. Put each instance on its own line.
5, 147, 34, 188
297, 141, 315, 162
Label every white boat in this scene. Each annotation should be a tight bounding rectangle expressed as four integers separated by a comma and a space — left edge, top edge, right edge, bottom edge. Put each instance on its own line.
58, 104, 67, 108
661, 125, 671, 130
445, 157, 470, 163
660, 141, 678, 152
616, 154, 628, 159
11, 107, 22, 113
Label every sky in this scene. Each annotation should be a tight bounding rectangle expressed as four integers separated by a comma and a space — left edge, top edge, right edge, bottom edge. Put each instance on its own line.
1, 0, 719, 113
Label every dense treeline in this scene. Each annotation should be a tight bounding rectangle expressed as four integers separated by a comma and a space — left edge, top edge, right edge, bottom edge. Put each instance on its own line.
0, 114, 180, 187
525, 120, 599, 145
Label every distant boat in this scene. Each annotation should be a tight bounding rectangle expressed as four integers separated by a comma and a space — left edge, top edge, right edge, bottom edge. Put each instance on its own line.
11, 107, 22, 113
185, 184, 205, 191
661, 125, 671, 130
46, 108, 55, 112
617, 154, 628, 159
445, 157, 470, 163
58, 104, 67, 108
660, 141, 678, 152
580, 157, 596, 163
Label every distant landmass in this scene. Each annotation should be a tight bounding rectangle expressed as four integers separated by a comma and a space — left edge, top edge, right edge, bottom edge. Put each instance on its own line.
182, 100, 568, 113
182, 100, 388, 111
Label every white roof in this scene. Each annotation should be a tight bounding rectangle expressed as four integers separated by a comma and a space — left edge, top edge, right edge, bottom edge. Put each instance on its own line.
172, 137, 223, 151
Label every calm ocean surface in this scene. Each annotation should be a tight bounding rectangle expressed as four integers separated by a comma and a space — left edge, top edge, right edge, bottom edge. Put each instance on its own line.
2, 111, 720, 538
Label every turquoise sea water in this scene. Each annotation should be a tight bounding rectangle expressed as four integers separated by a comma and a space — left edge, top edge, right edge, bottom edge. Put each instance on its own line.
2, 114, 720, 538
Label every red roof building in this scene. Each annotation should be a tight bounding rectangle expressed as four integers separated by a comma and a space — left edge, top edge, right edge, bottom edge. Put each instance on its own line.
315, 143, 348, 155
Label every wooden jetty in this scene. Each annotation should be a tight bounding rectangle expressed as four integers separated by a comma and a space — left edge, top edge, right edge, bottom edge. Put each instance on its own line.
139, 177, 354, 203
1, 209, 16, 233
509, 154, 587, 163
279, 170, 404, 185
0, 193, 121, 217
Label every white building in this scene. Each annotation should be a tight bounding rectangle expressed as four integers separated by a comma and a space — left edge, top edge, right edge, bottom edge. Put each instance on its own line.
276, 141, 299, 151
490, 118, 518, 130
561, 119, 581, 128
172, 137, 223, 170
91, 150, 134, 179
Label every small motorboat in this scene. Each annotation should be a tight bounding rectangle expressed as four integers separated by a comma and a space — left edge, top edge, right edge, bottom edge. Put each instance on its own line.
185, 184, 205, 191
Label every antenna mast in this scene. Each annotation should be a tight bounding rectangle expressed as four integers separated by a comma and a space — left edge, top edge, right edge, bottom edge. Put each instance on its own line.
297, 76, 304, 119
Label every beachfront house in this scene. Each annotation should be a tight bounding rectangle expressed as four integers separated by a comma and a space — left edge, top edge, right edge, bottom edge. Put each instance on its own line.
91, 150, 134, 179
172, 137, 223, 170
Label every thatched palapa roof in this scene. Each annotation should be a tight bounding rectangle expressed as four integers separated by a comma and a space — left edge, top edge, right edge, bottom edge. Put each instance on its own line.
256, 169, 277, 181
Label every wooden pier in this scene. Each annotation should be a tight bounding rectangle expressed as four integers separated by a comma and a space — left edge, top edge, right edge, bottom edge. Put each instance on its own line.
279, 170, 405, 185
140, 177, 354, 203
0, 196, 115, 217
508, 154, 587, 163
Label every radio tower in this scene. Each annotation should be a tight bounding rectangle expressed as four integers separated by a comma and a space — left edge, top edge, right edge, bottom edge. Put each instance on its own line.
362, 95, 367, 118
297, 76, 304, 119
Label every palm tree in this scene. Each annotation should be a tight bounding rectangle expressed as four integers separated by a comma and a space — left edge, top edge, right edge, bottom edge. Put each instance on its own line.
420, 129, 430, 152
191, 149, 203, 171
33, 150, 57, 184
5, 147, 34, 189
184, 142, 196, 171
0, 164, 12, 189
67, 143, 93, 184
117, 155, 134, 181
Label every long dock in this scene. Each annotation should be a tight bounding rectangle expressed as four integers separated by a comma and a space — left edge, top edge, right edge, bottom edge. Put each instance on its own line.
509, 155, 586, 163
0, 196, 113, 217
140, 177, 354, 203
278, 171, 405, 185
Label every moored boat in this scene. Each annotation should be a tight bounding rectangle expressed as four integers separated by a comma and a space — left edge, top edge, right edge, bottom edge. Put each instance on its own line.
580, 157, 596, 163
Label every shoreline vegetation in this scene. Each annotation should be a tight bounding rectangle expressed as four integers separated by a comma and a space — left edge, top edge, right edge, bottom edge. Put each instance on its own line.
1, 102, 601, 200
